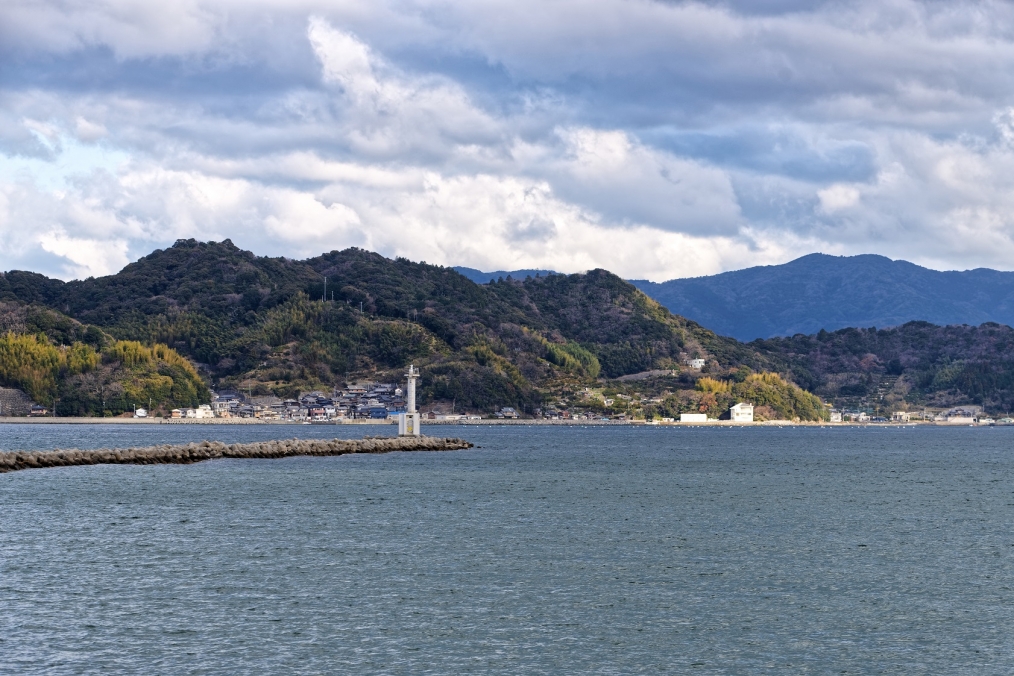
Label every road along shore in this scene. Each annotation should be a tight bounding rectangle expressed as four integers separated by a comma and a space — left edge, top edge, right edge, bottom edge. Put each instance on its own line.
0, 436, 473, 473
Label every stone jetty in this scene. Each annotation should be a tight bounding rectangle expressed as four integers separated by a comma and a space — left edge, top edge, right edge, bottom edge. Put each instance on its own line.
0, 436, 474, 473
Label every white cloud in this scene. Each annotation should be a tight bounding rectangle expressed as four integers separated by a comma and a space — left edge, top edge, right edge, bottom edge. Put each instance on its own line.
7, 3, 1014, 282
74, 117, 108, 143
38, 230, 130, 279
307, 18, 502, 159
817, 184, 860, 213
542, 128, 742, 235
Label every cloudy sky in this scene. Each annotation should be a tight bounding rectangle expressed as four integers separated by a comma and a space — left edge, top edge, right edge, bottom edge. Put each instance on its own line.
4, 0, 1014, 281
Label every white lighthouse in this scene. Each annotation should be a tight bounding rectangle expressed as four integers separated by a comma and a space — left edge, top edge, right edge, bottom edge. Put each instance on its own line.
398, 364, 421, 437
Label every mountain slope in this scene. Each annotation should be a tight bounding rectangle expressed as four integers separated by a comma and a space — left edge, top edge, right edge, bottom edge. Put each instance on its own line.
1, 240, 787, 415
630, 253, 1014, 341
755, 321, 1014, 412
0, 301, 208, 416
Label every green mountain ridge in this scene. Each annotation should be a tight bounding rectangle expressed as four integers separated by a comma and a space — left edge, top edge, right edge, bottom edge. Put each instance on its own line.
753, 322, 1014, 414
12, 240, 1014, 419
0, 239, 827, 419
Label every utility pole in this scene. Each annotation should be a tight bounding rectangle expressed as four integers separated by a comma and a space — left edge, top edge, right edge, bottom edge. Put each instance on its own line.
323, 276, 327, 303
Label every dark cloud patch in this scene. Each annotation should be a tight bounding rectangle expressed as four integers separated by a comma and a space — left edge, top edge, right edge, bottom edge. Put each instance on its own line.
645, 127, 877, 183
509, 217, 557, 241
664, 0, 834, 15
0, 45, 320, 99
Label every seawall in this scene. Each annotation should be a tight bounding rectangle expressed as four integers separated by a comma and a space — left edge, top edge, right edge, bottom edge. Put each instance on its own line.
0, 436, 473, 473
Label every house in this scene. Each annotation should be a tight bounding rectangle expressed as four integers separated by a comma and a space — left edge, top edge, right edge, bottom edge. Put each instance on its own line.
29, 404, 48, 417
729, 402, 754, 422
171, 409, 182, 419
134, 408, 148, 418
685, 358, 706, 370
829, 409, 843, 422
680, 413, 707, 423
498, 407, 519, 419
891, 411, 911, 422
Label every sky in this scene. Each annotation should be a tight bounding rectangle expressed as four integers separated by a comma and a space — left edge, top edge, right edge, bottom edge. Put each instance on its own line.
4, 1, 1014, 281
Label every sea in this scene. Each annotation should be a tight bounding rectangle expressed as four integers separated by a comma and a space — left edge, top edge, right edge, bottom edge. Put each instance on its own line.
1, 424, 1012, 674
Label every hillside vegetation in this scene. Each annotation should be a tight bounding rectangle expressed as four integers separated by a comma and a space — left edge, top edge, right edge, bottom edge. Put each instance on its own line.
754, 322, 1014, 413
7, 241, 1014, 417
0, 239, 799, 416
0, 302, 207, 415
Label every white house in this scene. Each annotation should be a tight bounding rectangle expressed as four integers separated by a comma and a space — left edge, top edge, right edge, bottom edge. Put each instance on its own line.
680, 413, 708, 423
730, 402, 754, 422
686, 358, 707, 370
184, 405, 214, 419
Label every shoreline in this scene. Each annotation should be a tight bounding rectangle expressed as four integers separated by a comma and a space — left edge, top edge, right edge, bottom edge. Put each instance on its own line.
0, 416, 998, 428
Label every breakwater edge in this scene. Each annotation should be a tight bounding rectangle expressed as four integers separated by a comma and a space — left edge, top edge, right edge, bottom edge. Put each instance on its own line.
0, 436, 473, 473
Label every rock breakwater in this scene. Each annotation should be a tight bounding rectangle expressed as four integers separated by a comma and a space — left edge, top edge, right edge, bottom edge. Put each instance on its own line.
0, 436, 474, 473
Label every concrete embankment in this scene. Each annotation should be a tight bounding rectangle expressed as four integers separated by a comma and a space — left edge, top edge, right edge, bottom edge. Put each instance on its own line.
0, 436, 473, 473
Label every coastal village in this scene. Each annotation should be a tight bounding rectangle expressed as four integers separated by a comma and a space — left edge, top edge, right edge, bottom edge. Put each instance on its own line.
4, 352, 1009, 425
146, 378, 1010, 426
147, 397, 1014, 426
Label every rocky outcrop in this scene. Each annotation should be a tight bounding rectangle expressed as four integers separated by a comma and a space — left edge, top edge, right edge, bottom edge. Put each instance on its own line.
0, 436, 473, 473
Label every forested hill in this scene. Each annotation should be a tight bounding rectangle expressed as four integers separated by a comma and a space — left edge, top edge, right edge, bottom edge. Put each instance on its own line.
0, 239, 792, 416
754, 322, 1014, 413
630, 253, 1014, 341
8, 240, 1014, 417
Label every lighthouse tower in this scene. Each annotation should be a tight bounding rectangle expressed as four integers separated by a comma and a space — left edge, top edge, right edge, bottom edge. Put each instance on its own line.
398, 365, 421, 437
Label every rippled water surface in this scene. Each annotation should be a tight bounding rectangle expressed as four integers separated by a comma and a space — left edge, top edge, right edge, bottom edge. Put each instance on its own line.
2, 424, 1013, 674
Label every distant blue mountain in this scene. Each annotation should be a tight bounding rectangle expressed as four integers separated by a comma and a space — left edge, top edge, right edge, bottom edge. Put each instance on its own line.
453, 266, 560, 284
629, 253, 1014, 341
